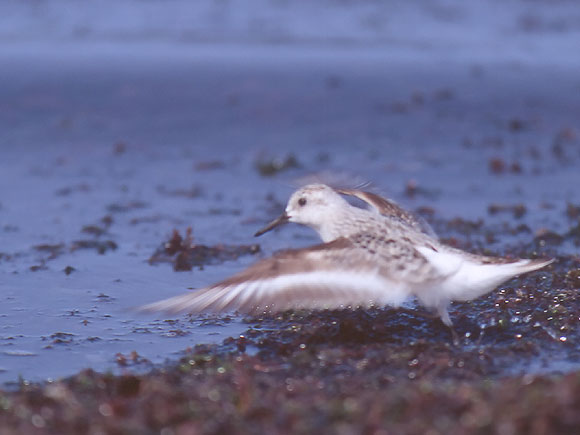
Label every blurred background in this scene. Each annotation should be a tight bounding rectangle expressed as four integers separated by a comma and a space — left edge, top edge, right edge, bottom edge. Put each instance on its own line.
2, 0, 580, 49
0, 0, 579, 385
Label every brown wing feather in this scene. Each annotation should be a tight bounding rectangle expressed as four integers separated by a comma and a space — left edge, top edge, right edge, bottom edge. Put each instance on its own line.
217, 237, 353, 287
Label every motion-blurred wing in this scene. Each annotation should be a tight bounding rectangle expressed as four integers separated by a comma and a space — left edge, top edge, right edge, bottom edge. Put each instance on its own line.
139, 237, 413, 315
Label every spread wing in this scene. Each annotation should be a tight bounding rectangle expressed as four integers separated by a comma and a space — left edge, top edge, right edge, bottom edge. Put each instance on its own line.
336, 188, 436, 237
138, 237, 434, 316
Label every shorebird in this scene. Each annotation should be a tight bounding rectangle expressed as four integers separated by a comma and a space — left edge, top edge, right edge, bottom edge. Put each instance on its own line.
140, 184, 553, 331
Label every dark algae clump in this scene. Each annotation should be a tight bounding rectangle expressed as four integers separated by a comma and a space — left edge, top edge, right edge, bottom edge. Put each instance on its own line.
255, 153, 301, 177
149, 227, 261, 271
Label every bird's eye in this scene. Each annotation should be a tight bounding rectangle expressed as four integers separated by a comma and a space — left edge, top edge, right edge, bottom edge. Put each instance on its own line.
298, 197, 307, 206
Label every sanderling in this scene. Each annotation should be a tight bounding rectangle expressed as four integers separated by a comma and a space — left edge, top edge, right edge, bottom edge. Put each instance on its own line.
140, 184, 553, 332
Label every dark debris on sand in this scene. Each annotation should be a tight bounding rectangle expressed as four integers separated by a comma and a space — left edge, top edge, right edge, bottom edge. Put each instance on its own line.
149, 227, 261, 271
255, 153, 300, 177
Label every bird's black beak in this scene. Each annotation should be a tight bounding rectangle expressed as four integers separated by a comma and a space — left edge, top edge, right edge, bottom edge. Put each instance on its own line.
254, 212, 290, 237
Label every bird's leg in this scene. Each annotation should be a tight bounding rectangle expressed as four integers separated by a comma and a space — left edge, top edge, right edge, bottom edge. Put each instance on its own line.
448, 325, 460, 346
476, 327, 485, 346
437, 306, 460, 346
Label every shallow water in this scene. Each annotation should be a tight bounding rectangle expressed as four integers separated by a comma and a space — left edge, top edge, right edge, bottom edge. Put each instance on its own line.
0, 36, 579, 385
